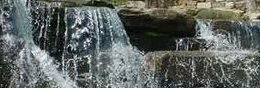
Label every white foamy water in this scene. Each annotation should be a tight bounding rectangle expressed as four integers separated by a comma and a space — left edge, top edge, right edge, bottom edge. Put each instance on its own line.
8, 0, 78, 87
1, 0, 157, 88
173, 20, 260, 87
3, 0, 260, 87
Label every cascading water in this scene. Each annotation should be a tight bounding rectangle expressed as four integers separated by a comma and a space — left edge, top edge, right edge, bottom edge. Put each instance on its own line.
3, 0, 260, 88
172, 20, 260, 87
1, 0, 157, 88
2, 0, 77, 88
62, 7, 156, 88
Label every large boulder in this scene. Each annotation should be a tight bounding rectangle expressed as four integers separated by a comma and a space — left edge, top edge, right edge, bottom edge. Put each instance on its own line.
118, 8, 197, 51
195, 8, 247, 21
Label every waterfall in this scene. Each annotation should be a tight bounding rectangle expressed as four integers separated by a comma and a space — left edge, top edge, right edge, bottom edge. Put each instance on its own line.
3, 0, 260, 87
172, 20, 260, 87
1, 0, 157, 88
1, 0, 78, 88
62, 7, 156, 87
176, 20, 260, 52
195, 20, 260, 51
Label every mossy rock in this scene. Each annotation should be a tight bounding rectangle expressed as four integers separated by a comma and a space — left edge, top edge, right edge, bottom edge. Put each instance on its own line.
195, 9, 246, 21
186, 9, 199, 16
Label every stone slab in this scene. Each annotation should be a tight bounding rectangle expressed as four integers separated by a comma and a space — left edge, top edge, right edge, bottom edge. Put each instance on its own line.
197, 2, 212, 8
212, 2, 225, 8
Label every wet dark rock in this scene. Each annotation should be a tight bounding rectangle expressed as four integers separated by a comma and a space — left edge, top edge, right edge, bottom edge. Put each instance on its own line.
119, 9, 196, 36
0, 37, 24, 88
119, 9, 197, 51
212, 20, 233, 34
31, 2, 66, 63
83, 1, 115, 9
0, 2, 16, 87
146, 51, 260, 87
37, 0, 114, 8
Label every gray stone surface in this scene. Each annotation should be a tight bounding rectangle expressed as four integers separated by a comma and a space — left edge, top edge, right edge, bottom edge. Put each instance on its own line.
212, 2, 225, 8
125, 1, 145, 9
215, 0, 225, 2
187, 1, 197, 8
225, 2, 234, 9
197, 2, 212, 8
